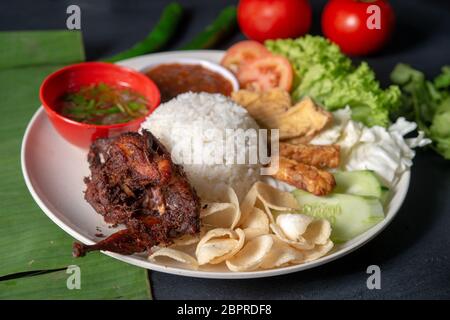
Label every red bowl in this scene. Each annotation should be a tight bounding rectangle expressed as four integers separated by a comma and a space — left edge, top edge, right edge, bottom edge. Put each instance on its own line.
39, 62, 161, 148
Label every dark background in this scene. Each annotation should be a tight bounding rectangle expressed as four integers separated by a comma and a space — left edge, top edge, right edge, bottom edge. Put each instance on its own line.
1, 0, 449, 299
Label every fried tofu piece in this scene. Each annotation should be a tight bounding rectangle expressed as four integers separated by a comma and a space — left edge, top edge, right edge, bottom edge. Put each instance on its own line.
279, 143, 340, 168
272, 157, 336, 196
282, 135, 315, 145
233, 90, 332, 141
275, 97, 332, 140
233, 90, 332, 142
231, 89, 292, 128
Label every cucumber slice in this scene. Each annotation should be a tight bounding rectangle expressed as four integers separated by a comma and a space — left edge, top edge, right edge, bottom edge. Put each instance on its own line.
293, 189, 384, 243
380, 186, 390, 205
333, 170, 383, 198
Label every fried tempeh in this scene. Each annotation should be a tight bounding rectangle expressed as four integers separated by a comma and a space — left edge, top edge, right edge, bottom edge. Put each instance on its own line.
272, 157, 336, 196
279, 143, 340, 168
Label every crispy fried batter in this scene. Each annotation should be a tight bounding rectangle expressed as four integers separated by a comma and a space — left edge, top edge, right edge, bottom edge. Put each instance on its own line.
272, 157, 336, 196
279, 143, 340, 168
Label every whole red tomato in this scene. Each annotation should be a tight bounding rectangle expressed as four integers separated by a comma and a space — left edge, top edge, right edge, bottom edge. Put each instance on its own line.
238, 0, 312, 42
322, 0, 395, 56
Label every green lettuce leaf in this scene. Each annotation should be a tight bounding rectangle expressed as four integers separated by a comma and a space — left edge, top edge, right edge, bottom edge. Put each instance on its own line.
266, 35, 401, 127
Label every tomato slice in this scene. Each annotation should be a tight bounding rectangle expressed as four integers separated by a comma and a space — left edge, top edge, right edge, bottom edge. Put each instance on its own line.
237, 55, 293, 92
221, 40, 270, 74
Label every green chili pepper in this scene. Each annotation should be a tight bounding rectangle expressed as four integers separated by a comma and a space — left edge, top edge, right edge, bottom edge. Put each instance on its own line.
181, 6, 237, 50
104, 2, 183, 62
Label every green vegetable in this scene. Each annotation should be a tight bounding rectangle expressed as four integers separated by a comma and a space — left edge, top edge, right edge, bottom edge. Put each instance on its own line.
181, 6, 237, 50
380, 187, 390, 205
104, 2, 183, 62
60, 83, 148, 124
265, 35, 401, 127
333, 170, 385, 199
434, 66, 450, 89
429, 97, 450, 159
292, 189, 384, 243
390, 63, 450, 159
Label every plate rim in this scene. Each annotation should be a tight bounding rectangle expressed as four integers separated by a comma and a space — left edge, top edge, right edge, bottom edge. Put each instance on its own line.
21, 50, 411, 279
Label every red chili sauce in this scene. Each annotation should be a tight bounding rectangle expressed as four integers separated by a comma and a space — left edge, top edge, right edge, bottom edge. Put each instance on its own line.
145, 63, 233, 103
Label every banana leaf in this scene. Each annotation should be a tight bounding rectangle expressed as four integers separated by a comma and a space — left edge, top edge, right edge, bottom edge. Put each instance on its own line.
0, 31, 85, 70
0, 253, 151, 300
0, 31, 151, 299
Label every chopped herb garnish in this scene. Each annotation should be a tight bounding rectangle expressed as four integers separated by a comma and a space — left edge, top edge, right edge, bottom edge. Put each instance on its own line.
58, 82, 149, 125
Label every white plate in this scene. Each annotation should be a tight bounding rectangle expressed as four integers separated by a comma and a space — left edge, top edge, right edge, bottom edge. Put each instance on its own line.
21, 50, 410, 279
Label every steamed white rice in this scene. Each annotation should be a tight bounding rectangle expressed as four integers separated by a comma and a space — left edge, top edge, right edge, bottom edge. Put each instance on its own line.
141, 92, 261, 201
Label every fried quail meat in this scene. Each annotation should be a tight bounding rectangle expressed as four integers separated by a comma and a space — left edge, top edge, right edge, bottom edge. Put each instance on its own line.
73, 130, 200, 257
